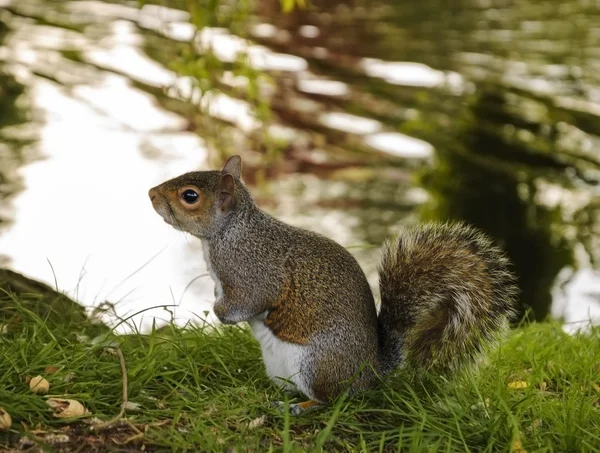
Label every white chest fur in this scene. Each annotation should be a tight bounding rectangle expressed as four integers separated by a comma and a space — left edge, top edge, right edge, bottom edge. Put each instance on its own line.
201, 240, 223, 300
249, 316, 311, 398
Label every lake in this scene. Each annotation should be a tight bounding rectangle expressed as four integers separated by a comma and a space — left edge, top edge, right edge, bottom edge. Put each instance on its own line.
1, 0, 599, 333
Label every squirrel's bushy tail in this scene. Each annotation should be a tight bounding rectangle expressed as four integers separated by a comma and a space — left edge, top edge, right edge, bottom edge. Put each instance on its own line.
377, 222, 519, 375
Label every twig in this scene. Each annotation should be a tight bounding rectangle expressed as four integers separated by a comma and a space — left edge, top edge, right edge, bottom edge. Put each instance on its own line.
126, 420, 143, 435
94, 346, 129, 430
124, 432, 145, 444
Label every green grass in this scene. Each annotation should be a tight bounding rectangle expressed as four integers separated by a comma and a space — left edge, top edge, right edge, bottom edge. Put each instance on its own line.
1, 297, 599, 452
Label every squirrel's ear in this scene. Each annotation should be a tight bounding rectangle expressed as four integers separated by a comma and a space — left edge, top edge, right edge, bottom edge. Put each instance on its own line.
218, 173, 235, 210
221, 155, 242, 179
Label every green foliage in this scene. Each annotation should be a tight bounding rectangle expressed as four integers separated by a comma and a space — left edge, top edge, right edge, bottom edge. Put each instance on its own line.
281, 0, 307, 13
1, 297, 600, 452
138, 0, 306, 162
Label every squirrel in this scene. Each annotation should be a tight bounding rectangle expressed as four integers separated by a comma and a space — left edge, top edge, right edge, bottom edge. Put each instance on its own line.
148, 155, 519, 414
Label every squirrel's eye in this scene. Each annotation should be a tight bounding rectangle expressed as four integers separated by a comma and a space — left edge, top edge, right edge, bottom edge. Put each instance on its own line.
181, 189, 199, 204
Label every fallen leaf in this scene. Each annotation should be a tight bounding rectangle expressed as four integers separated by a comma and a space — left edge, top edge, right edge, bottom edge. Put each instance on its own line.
539, 381, 547, 391
0, 408, 11, 430
592, 383, 600, 393
248, 416, 266, 429
44, 366, 59, 375
47, 398, 88, 418
29, 375, 50, 394
508, 381, 528, 389
124, 401, 141, 412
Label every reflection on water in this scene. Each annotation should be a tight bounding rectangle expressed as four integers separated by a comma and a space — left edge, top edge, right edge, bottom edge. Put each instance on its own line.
417, 81, 600, 330
1, 0, 600, 332
0, 2, 214, 331
420, 88, 574, 323
0, 74, 217, 331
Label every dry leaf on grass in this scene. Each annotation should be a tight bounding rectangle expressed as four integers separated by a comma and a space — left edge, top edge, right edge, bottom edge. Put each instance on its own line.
44, 366, 59, 375
47, 398, 88, 418
124, 401, 141, 412
248, 416, 266, 429
0, 408, 12, 430
30, 375, 50, 394
508, 381, 528, 389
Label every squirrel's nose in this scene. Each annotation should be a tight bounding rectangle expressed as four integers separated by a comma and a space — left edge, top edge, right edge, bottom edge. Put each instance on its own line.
148, 187, 157, 202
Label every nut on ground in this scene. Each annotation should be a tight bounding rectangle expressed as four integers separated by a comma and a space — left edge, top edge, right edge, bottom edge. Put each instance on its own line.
47, 398, 88, 418
29, 375, 50, 394
0, 408, 11, 430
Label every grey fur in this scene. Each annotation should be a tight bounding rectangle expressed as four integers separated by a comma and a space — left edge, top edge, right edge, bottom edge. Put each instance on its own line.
149, 157, 519, 401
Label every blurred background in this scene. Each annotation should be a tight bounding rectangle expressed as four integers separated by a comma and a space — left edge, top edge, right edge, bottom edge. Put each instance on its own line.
0, 0, 599, 333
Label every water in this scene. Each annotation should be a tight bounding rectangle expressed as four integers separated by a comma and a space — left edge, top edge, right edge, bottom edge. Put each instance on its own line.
0, 0, 599, 333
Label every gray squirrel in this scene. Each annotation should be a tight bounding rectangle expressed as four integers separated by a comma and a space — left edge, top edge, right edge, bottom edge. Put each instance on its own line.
148, 155, 518, 414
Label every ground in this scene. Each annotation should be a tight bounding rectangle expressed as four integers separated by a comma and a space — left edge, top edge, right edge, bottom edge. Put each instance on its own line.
1, 290, 600, 452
